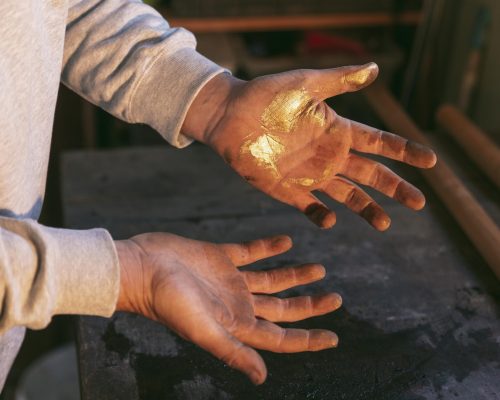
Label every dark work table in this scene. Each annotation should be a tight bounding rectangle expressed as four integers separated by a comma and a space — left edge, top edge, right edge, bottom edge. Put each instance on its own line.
61, 144, 500, 400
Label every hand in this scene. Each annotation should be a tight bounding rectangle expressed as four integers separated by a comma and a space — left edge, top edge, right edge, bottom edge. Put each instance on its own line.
115, 234, 341, 385
183, 64, 437, 231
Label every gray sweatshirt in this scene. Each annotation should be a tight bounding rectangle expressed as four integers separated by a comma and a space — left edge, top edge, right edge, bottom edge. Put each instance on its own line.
0, 0, 223, 391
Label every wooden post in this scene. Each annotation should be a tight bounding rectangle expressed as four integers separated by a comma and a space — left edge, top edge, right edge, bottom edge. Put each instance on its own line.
436, 104, 500, 188
364, 84, 500, 279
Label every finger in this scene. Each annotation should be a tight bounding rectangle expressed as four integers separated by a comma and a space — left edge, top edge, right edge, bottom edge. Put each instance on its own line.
345, 117, 437, 168
341, 153, 426, 210
322, 176, 391, 231
290, 192, 336, 229
191, 319, 267, 385
239, 320, 338, 353
242, 263, 326, 294
220, 235, 292, 267
253, 293, 342, 322
308, 62, 379, 99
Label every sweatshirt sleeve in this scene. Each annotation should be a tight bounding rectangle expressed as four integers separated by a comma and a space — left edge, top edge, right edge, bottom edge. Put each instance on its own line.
0, 217, 119, 334
62, 0, 225, 148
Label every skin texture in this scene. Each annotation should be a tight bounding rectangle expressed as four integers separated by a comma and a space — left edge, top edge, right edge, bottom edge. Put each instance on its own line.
115, 234, 341, 385
183, 63, 437, 231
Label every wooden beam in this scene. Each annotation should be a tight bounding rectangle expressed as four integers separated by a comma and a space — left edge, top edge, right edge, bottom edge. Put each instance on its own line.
164, 11, 422, 33
437, 104, 500, 189
364, 84, 500, 280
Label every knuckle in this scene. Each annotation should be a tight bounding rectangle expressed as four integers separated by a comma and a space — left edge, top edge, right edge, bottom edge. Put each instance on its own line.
277, 328, 287, 351
305, 296, 313, 313
368, 164, 381, 186
345, 185, 357, 204
305, 330, 312, 350
267, 270, 278, 288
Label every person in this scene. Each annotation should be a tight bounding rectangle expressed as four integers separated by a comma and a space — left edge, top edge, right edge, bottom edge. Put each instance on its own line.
0, 0, 437, 390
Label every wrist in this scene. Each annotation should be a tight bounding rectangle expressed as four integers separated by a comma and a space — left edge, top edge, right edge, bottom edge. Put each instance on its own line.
115, 239, 148, 314
182, 72, 245, 144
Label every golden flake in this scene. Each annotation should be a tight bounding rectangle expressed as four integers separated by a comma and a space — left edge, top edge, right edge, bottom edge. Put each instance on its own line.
288, 177, 316, 186
261, 88, 324, 132
344, 63, 378, 87
287, 163, 336, 187
241, 134, 284, 177
240, 87, 329, 180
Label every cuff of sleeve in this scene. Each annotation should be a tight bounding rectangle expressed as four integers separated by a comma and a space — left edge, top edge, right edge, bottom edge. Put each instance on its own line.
48, 227, 120, 318
130, 47, 226, 148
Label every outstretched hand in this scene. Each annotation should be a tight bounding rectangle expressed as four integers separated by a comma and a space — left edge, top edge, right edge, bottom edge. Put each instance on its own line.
183, 64, 437, 230
115, 234, 341, 385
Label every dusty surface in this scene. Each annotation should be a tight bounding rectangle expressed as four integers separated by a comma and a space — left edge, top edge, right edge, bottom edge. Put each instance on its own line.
62, 144, 500, 400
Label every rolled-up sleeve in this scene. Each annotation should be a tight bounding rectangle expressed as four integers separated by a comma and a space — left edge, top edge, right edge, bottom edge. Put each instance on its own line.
62, 0, 225, 148
0, 217, 119, 333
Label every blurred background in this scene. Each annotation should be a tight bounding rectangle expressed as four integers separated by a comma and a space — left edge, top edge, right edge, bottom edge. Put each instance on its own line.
2, 0, 499, 398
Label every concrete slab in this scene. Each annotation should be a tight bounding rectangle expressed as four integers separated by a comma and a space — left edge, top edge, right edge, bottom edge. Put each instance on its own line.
62, 144, 500, 400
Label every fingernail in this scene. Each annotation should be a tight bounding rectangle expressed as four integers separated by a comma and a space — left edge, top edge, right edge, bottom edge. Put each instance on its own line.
364, 61, 379, 71
313, 264, 326, 278
272, 236, 292, 248
320, 212, 336, 229
346, 62, 379, 86
406, 141, 438, 168
332, 333, 339, 348
395, 183, 426, 211
361, 203, 391, 232
305, 204, 335, 229
428, 150, 438, 168
333, 293, 343, 308
373, 214, 391, 232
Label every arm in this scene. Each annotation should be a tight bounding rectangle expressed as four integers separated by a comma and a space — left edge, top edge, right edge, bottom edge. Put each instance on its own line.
0, 215, 338, 385
62, 1, 437, 229
0, 0, 224, 336
62, 0, 224, 147
0, 217, 119, 333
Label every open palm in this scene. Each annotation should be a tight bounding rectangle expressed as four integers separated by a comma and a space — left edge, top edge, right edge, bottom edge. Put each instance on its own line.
206, 63, 437, 230
118, 233, 341, 384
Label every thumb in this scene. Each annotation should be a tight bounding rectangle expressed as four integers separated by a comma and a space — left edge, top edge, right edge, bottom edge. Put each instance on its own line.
191, 319, 268, 385
307, 62, 379, 99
